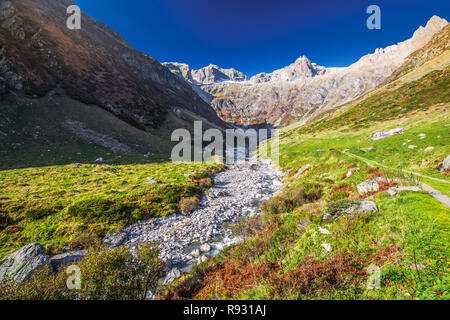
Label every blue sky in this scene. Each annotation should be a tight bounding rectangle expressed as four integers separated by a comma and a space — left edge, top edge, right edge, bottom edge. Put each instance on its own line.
75, 0, 449, 76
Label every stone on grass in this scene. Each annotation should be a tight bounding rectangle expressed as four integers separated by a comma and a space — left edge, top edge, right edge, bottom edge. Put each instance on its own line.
345, 167, 359, 178
356, 201, 379, 213
357, 179, 379, 195
318, 227, 331, 235
49, 250, 88, 272
372, 128, 404, 140
146, 177, 164, 185
163, 268, 181, 285
384, 186, 422, 196
190, 249, 201, 258
293, 165, 311, 178
424, 147, 434, 152
439, 155, 450, 172
357, 177, 393, 195
0, 243, 49, 283
103, 231, 128, 249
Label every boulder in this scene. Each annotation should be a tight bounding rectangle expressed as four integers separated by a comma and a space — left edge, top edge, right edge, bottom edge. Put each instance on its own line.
385, 186, 422, 196
200, 244, 211, 253
318, 227, 331, 235
293, 165, 311, 178
146, 177, 164, 185
408, 145, 417, 149
48, 250, 88, 272
345, 167, 359, 178
316, 149, 325, 152
424, 146, 434, 152
162, 268, 181, 285
0, 243, 49, 283
356, 201, 379, 213
357, 179, 380, 195
372, 128, 404, 140
190, 249, 201, 258
439, 155, 450, 172
103, 231, 128, 249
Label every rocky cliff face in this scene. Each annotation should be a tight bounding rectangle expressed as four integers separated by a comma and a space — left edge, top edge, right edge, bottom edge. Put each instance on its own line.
166, 16, 448, 126
0, 0, 225, 129
163, 63, 248, 85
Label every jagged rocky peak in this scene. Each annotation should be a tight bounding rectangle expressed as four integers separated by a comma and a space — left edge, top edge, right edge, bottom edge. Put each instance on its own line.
163, 62, 248, 85
199, 15, 448, 126
350, 15, 448, 71
249, 55, 327, 83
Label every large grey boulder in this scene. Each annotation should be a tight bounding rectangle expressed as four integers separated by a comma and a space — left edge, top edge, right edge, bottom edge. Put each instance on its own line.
48, 250, 88, 273
294, 165, 311, 178
341, 201, 378, 219
385, 186, 422, 196
357, 177, 393, 195
103, 230, 128, 249
146, 177, 164, 185
0, 243, 49, 283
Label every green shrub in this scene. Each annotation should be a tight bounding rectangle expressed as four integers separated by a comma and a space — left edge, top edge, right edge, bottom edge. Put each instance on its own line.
261, 187, 322, 215
178, 197, 200, 214
67, 198, 135, 222
25, 208, 55, 221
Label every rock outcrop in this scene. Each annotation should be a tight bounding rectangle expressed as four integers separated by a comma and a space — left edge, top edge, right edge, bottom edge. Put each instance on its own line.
0, 243, 49, 283
439, 155, 450, 172
48, 249, 88, 272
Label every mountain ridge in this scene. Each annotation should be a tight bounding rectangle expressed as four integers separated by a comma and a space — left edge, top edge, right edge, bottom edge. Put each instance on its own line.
165, 15, 448, 126
0, 0, 225, 130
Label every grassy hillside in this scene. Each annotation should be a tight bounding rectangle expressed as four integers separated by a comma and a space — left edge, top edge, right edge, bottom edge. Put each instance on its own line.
0, 90, 227, 170
163, 51, 449, 300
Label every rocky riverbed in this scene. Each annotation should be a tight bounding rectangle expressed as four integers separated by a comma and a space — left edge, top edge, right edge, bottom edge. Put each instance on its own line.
121, 160, 283, 278
0, 160, 284, 285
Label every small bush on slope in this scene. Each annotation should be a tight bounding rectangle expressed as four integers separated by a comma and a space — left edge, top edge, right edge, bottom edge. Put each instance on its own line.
261, 186, 322, 215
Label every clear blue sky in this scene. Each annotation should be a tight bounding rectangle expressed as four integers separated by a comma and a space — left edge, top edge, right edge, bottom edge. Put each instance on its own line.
75, 0, 449, 76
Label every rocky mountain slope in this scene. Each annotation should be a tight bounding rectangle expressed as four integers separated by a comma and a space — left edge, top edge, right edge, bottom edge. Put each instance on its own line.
166, 16, 448, 126
0, 0, 231, 167
163, 63, 248, 85
0, 0, 226, 141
